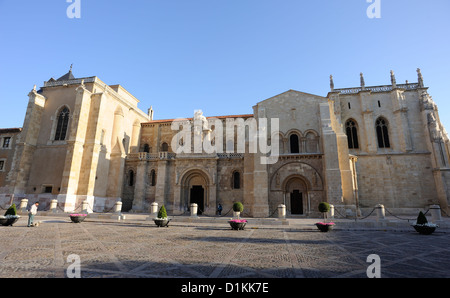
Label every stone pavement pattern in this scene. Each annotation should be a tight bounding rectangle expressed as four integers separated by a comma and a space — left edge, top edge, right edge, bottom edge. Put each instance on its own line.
1, 217, 450, 278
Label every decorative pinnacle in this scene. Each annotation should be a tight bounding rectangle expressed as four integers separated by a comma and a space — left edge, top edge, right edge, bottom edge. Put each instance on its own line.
390, 70, 397, 88
417, 68, 424, 88
330, 75, 334, 91
360, 73, 365, 90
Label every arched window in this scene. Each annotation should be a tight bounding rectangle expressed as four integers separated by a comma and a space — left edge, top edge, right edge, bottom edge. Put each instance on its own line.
305, 132, 319, 153
345, 119, 359, 149
128, 170, 134, 186
54, 107, 70, 141
290, 134, 300, 153
150, 169, 156, 186
232, 171, 241, 189
376, 117, 390, 148
161, 142, 169, 152
143, 143, 150, 153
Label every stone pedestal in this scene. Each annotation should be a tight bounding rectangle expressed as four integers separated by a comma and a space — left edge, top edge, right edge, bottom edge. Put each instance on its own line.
49, 199, 58, 213
429, 205, 442, 222
375, 204, 386, 221
278, 204, 286, 219
190, 203, 198, 217
19, 198, 28, 214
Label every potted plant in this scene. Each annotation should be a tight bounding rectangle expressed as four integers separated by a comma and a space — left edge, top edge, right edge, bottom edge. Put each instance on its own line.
412, 211, 437, 235
232, 202, 244, 219
154, 205, 170, 227
69, 213, 87, 223
315, 202, 335, 232
0, 204, 20, 226
228, 202, 246, 230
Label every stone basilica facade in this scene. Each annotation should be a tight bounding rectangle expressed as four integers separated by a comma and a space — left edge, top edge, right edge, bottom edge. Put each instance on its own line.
1, 69, 449, 217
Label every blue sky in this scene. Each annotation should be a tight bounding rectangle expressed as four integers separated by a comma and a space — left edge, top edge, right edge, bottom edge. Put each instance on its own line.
0, 0, 449, 130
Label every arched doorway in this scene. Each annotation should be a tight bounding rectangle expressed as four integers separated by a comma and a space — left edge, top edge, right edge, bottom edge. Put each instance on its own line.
180, 169, 210, 215
284, 176, 308, 215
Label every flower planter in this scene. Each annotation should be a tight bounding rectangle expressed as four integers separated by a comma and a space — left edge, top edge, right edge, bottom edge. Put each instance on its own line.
70, 214, 87, 223
413, 224, 437, 235
0, 215, 20, 226
154, 218, 170, 227
315, 222, 334, 232
228, 220, 247, 230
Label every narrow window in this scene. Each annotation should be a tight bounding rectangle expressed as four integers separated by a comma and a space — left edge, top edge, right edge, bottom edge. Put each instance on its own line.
150, 169, 156, 186
290, 134, 300, 153
378, 100, 381, 108
143, 143, 150, 153
0, 160, 4, 171
55, 107, 70, 141
129, 170, 134, 186
43, 186, 53, 193
233, 171, 241, 189
161, 142, 169, 152
348, 102, 351, 109
345, 120, 359, 149
2, 137, 11, 148
376, 118, 390, 148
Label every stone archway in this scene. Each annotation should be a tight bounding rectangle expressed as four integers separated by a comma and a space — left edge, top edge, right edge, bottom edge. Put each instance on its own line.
283, 175, 309, 215
179, 169, 211, 215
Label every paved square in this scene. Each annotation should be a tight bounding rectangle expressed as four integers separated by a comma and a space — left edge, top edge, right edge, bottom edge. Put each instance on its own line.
1, 216, 449, 278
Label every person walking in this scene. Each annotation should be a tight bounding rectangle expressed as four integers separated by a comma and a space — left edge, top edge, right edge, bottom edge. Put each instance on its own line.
217, 203, 223, 216
27, 202, 39, 227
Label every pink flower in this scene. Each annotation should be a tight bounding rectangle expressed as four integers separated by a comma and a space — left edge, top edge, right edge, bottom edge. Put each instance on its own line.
70, 214, 87, 217
316, 222, 335, 225
229, 219, 247, 223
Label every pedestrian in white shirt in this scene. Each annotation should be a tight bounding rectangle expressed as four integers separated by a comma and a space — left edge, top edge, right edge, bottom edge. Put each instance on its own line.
27, 202, 39, 227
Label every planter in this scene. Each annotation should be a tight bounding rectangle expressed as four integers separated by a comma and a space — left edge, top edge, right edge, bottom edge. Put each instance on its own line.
70, 214, 87, 223
413, 224, 437, 235
315, 222, 334, 232
0, 216, 20, 226
228, 220, 247, 230
154, 218, 170, 227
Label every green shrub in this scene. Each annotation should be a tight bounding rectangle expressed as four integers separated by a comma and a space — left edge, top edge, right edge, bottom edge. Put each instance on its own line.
318, 202, 330, 213
157, 205, 168, 219
233, 202, 244, 212
4, 204, 17, 216
416, 211, 428, 225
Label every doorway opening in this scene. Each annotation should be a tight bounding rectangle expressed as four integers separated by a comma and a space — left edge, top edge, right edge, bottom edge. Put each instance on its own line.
290, 190, 303, 214
190, 185, 204, 215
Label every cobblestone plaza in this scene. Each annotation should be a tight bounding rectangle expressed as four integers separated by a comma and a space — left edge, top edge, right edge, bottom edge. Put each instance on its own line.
1, 215, 449, 279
